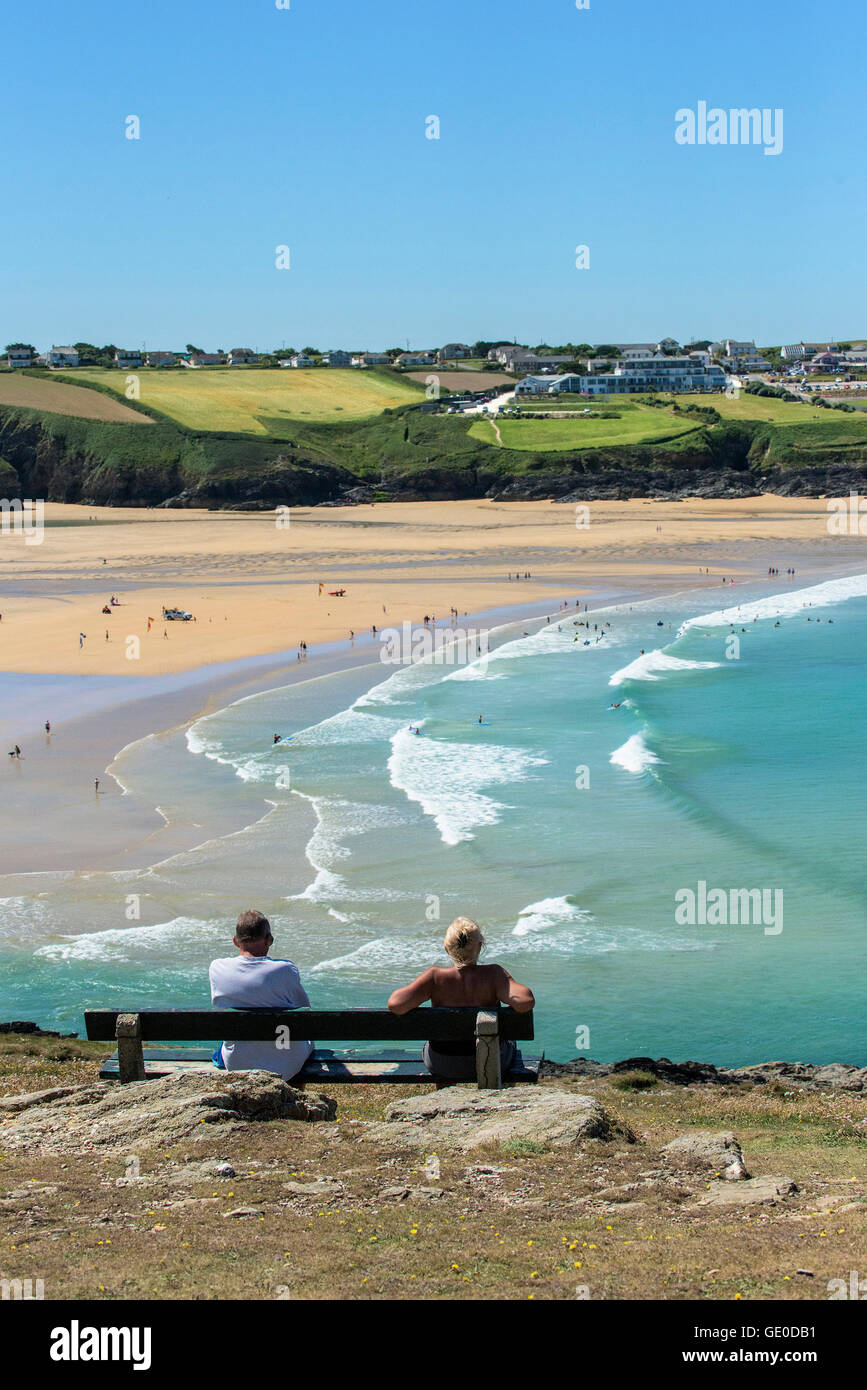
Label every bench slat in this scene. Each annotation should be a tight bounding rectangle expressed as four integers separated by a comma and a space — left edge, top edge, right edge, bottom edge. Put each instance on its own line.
84, 1007, 534, 1043
97, 1047, 540, 1085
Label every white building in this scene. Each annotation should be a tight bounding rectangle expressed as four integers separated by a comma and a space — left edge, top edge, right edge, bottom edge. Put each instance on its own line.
114, 349, 142, 369
321, 350, 352, 367
397, 351, 435, 367
48, 346, 79, 367
780, 343, 820, 361
516, 355, 726, 397
6, 346, 33, 369
438, 343, 472, 360
289, 354, 315, 368
227, 348, 258, 366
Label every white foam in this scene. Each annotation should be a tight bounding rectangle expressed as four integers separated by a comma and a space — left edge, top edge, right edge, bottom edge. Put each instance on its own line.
309, 936, 435, 976
609, 650, 719, 686
680, 572, 867, 635
511, 896, 593, 937
610, 733, 663, 775
34, 916, 222, 963
387, 728, 547, 845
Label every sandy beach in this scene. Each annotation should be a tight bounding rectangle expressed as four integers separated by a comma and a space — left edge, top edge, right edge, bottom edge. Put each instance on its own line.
1, 496, 866, 874
1, 496, 861, 677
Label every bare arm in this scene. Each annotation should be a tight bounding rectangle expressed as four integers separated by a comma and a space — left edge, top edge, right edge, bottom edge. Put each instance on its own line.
387, 968, 436, 1015
494, 966, 535, 1013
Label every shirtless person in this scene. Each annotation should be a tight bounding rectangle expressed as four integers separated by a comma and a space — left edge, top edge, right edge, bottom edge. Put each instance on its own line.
387, 917, 534, 1080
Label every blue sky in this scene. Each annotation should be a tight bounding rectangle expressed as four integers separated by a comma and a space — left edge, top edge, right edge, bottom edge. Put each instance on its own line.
2, 0, 865, 351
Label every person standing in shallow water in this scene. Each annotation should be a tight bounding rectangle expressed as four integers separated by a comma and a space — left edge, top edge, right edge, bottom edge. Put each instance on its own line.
387, 918, 534, 1081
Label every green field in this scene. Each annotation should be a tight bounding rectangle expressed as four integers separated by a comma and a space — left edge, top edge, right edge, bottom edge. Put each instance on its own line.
470, 401, 702, 451
73, 367, 423, 433
681, 392, 829, 425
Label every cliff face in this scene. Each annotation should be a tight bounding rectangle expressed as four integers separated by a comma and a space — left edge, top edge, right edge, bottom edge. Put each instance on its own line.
1, 404, 865, 507
0, 409, 354, 508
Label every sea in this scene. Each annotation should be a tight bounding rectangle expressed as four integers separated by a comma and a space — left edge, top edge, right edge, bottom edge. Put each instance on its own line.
2, 572, 865, 1065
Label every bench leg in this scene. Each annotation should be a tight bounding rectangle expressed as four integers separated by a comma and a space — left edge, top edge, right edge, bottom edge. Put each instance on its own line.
116, 1013, 145, 1084
475, 1009, 502, 1090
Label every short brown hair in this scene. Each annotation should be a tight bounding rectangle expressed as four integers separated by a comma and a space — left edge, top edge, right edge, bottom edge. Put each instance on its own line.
235, 909, 272, 943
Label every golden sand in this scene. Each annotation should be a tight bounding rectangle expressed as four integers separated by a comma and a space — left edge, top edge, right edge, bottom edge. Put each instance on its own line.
0, 496, 857, 675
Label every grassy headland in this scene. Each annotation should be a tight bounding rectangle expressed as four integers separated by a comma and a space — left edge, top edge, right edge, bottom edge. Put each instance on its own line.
0, 1035, 863, 1301
0, 369, 866, 507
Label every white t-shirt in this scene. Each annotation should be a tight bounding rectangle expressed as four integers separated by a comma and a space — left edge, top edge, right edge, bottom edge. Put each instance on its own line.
209, 955, 313, 1079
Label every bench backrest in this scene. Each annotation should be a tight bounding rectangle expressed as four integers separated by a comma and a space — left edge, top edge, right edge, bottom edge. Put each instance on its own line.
84, 1007, 534, 1043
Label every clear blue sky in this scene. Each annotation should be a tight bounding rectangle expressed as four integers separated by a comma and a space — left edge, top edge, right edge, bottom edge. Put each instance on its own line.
3, 0, 865, 351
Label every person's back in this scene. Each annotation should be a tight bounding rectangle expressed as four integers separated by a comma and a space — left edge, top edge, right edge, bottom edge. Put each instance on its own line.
387, 917, 534, 1080
209, 909, 312, 1080
426, 962, 513, 1009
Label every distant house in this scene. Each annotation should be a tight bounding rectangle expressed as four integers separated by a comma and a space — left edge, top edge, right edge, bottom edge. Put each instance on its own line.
145, 351, 177, 367
397, 351, 435, 367
48, 346, 79, 368
437, 343, 472, 361
709, 339, 772, 372
808, 351, 841, 373
289, 353, 315, 368
351, 353, 391, 367
227, 348, 258, 366
321, 350, 352, 367
184, 353, 226, 368
6, 346, 33, 369
614, 343, 657, 359
493, 345, 573, 373
114, 349, 142, 369
780, 343, 819, 361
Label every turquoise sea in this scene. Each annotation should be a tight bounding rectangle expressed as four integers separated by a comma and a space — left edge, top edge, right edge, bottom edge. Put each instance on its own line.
2, 572, 865, 1065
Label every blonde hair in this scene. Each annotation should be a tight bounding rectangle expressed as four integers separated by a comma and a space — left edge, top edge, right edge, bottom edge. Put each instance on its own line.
444, 916, 484, 967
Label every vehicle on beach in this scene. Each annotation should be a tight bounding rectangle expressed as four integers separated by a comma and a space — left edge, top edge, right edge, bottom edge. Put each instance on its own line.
162, 606, 193, 621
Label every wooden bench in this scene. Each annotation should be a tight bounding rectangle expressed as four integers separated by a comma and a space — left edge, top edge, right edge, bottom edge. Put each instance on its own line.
84, 1007, 538, 1089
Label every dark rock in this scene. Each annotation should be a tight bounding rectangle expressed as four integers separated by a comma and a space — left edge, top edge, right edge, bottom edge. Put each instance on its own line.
540, 1056, 725, 1086
0, 1020, 78, 1038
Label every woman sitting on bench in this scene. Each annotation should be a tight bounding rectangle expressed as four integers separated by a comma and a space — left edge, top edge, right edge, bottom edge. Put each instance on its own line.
387, 917, 534, 1080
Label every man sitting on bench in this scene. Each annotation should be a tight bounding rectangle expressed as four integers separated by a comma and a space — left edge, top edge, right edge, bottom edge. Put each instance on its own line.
209, 909, 313, 1081
387, 917, 534, 1081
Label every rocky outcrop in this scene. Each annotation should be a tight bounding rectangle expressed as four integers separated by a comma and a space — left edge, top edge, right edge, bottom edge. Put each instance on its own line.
722, 1061, 867, 1091
363, 1086, 632, 1151
662, 1130, 749, 1179
540, 1056, 726, 1085
0, 1070, 336, 1155
0, 1020, 78, 1038
539, 1055, 867, 1090
694, 1177, 798, 1208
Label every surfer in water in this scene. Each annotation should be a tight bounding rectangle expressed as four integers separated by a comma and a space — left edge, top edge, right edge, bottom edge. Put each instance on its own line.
273, 734, 282, 744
